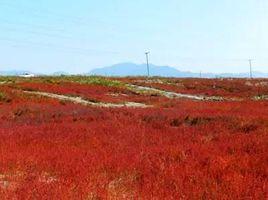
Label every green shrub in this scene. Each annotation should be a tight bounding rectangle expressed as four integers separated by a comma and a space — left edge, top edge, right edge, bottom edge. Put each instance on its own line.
0, 92, 11, 103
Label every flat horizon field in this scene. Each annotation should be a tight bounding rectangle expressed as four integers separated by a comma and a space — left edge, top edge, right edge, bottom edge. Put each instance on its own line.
0, 76, 267, 199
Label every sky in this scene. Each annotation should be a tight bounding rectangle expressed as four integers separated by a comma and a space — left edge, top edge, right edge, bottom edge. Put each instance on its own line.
0, 0, 267, 74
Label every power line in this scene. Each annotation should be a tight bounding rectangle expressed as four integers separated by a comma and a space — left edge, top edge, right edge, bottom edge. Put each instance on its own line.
0, 5, 128, 42
2, 26, 73, 40
0, 19, 125, 49
249, 59, 253, 78
145, 51, 150, 77
0, 1, 118, 30
0, 37, 120, 55
0, 18, 66, 33
0, 1, 140, 38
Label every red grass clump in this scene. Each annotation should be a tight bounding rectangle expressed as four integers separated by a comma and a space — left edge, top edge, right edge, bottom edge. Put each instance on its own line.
120, 77, 268, 99
0, 80, 267, 199
15, 82, 168, 105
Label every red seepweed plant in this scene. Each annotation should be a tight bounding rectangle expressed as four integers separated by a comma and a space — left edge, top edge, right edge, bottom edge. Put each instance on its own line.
0, 78, 267, 199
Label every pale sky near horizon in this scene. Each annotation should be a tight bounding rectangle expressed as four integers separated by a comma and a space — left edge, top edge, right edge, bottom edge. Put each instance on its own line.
0, 0, 267, 74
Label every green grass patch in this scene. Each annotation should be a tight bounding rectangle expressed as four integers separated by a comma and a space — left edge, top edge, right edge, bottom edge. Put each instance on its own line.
11, 76, 126, 88
75, 76, 124, 87
0, 92, 11, 103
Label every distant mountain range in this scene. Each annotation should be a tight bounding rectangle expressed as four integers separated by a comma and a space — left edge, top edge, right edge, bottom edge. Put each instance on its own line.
52, 71, 69, 76
1, 63, 268, 78
88, 63, 268, 78
0, 70, 34, 76
0, 70, 67, 76
89, 63, 196, 77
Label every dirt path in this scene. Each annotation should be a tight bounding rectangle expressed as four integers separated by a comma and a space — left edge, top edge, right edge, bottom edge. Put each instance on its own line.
128, 84, 268, 101
24, 91, 151, 108
253, 95, 268, 101
127, 84, 226, 101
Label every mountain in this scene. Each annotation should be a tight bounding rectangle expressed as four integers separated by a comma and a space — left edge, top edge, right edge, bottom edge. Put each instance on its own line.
89, 63, 268, 78
1, 64, 268, 78
0, 70, 68, 76
215, 72, 268, 78
52, 71, 69, 76
89, 63, 200, 77
0, 70, 34, 76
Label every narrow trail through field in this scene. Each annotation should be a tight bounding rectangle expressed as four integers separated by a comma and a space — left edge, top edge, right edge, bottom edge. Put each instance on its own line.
24, 91, 151, 108
127, 84, 227, 101
128, 84, 268, 101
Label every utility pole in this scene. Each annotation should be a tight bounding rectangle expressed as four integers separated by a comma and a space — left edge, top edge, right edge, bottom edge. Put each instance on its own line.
145, 51, 150, 77
249, 59, 253, 78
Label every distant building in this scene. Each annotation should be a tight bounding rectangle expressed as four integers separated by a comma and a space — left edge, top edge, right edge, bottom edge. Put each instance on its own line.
19, 73, 36, 78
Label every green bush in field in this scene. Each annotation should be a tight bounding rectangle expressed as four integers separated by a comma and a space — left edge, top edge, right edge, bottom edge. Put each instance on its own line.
75, 76, 124, 87
1, 76, 126, 92
42, 76, 125, 88
0, 92, 11, 103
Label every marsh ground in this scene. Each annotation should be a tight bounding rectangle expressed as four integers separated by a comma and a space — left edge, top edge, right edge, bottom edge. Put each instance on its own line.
0, 76, 267, 199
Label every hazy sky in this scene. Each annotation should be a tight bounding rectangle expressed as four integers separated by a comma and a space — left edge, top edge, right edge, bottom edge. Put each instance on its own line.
0, 0, 267, 74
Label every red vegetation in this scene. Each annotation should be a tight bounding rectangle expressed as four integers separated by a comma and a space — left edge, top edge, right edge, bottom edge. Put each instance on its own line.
0, 79, 267, 199
121, 78, 268, 99
16, 82, 168, 105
